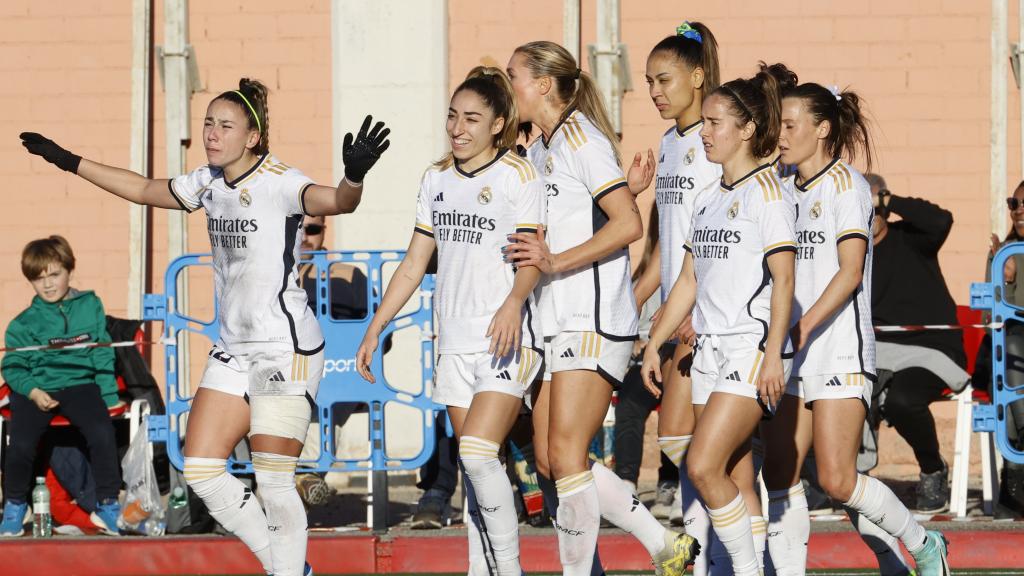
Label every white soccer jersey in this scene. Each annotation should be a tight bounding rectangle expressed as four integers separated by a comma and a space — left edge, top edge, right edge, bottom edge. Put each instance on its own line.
686, 163, 797, 345
169, 154, 324, 353
414, 149, 544, 355
528, 109, 638, 341
790, 159, 876, 377
656, 120, 722, 300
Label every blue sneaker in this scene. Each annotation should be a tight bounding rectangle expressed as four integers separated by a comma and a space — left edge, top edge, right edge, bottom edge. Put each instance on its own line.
304, 562, 314, 576
90, 498, 121, 536
910, 530, 949, 576
0, 501, 27, 537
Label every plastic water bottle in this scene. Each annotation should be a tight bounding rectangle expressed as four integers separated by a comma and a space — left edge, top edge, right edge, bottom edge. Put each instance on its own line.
168, 486, 187, 510
31, 477, 51, 538
140, 517, 166, 536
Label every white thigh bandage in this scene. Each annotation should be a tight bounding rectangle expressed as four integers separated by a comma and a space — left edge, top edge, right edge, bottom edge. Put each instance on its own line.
249, 395, 312, 442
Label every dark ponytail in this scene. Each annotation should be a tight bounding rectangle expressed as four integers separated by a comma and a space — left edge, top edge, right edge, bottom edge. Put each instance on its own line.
785, 82, 874, 171
215, 78, 270, 156
650, 21, 721, 97
712, 69, 782, 159
758, 61, 798, 94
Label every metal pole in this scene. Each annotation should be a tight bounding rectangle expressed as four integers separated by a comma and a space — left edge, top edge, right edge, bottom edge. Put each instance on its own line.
128, 0, 151, 320
596, 0, 622, 134
563, 0, 580, 61
164, 0, 191, 389
993, 0, 1008, 239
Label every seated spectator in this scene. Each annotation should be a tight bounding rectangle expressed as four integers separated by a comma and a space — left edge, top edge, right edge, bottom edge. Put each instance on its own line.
0, 236, 122, 535
868, 174, 968, 514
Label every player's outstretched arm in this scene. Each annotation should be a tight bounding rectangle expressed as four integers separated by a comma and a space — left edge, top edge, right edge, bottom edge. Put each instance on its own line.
20, 132, 181, 209
304, 115, 391, 216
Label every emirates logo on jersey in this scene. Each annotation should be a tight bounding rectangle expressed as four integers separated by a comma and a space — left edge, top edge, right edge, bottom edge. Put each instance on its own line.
477, 186, 492, 205
544, 156, 554, 175
810, 201, 822, 219
239, 188, 252, 208
684, 148, 695, 165
727, 201, 739, 220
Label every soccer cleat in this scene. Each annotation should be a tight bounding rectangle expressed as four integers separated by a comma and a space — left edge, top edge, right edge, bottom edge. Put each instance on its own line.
910, 530, 949, 576
90, 498, 122, 536
0, 501, 27, 537
653, 531, 701, 576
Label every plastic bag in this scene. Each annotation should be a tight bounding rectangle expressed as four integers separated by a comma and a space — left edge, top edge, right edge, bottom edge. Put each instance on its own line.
118, 422, 166, 535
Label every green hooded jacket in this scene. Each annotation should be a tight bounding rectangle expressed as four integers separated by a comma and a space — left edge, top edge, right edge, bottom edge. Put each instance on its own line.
1, 289, 118, 407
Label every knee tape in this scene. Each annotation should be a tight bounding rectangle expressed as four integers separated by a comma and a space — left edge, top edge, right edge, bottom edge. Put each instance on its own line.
249, 395, 312, 442
459, 436, 501, 478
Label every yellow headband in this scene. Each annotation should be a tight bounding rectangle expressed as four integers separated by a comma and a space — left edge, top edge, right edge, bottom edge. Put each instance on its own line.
233, 90, 262, 133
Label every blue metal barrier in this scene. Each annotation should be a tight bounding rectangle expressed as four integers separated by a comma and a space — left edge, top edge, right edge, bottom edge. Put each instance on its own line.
972, 241, 1024, 464
142, 250, 440, 474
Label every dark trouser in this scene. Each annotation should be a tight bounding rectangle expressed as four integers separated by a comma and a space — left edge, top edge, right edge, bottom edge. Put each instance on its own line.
3, 385, 121, 503
882, 367, 948, 474
417, 410, 458, 500
614, 363, 679, 486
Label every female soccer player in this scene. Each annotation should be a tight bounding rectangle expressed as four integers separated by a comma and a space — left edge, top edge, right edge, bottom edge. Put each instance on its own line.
356, 67, 543, 576
641, 69, 795, 576
764, 80, 949, 576
630, 22, 722, 575
19, 78, 389, 576
505, 41, 698, 576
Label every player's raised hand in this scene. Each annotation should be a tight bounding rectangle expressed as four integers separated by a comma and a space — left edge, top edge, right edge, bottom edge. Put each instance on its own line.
626, 148, 656, 196
19, 132, 82, 173
343, 115, 391, 183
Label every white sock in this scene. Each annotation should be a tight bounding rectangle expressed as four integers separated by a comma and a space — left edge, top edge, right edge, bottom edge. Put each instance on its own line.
252, 452, 307, 576
459, 436, 521, 575
590, 462, 667, 558
556, 471, 601, 576
659, 435, 711, 576
844, 474, 928, 555
751, 515, 767, 570
707, 493, 759, 576
465, 477, 496, 576
539, 473, 605, 576
184, 457, 273, 575
845, 506, 915, 576
767, 484, 809, 575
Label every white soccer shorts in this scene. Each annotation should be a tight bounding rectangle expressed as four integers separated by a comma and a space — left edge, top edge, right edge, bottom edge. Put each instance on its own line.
547, 330, 634, 385
788, 372, 873, 407
198, 341, 324, 400
691, 333, 792, 412
434, 347, 542, 409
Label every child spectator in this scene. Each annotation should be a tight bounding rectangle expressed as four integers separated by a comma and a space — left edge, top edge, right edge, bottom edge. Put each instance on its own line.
0, 235, 122, 536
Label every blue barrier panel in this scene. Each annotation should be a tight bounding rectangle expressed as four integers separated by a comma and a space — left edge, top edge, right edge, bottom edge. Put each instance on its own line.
972, 241, 1024, 464
143, 250, 441, 474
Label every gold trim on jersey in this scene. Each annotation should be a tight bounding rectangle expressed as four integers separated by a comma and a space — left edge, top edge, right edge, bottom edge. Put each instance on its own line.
721, 163, 773, 192
756, 172, 783, 202
501, 153, 538, 183
414, 222, 434, 237
515, 222, 540, 233
592, 177, 627, 199
795, 157, 841, 191
837, 228, 868, 239
562, 115, 588, 151
829, 162, 854, 192
764, 240, 798, 254
676, 119, 703, 138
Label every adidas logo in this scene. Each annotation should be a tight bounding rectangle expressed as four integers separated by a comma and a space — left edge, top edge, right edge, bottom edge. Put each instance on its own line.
497, 370, 512, 381
269, 371, 286, 383
725, 370, 741, 382
630, 496, 640, 512
433, 192, 444, 202
239, 487, 252, 508
826, 376, 842, 387
560, 348, 575, 358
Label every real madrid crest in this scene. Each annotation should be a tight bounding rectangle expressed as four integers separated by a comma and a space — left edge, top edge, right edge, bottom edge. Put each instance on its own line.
477, 186, 492, 205
684, 148, 695, 165
544, 156, 554, 176
239, 188, 252, 208
810, 201, 822, 219
727, 201, 739, 220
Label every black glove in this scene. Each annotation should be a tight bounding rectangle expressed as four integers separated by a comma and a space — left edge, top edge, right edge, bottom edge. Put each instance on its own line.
19, 132, 82, 174
342, 115, 390, 184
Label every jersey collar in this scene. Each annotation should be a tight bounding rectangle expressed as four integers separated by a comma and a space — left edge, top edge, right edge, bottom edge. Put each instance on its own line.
720, 162, 773, 192
454, 148, 509, 179
675, 119, 703, 138
541, 107, 577, 149
794, 157, 840, 192
224, 152, 269, 189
